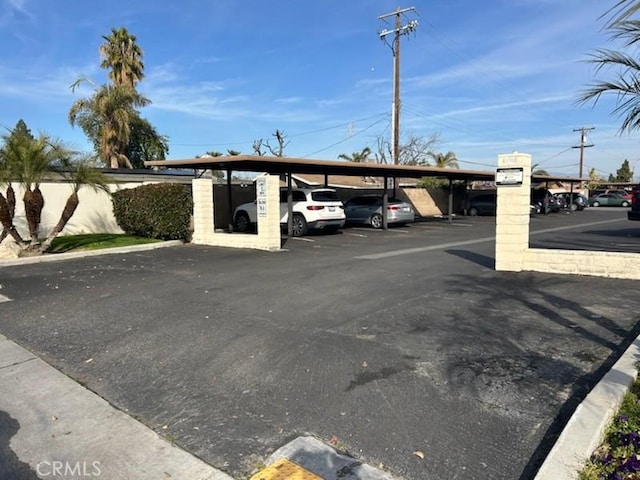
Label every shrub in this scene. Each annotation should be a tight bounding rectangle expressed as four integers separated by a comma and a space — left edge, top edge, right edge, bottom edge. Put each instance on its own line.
112, 183, 193, 240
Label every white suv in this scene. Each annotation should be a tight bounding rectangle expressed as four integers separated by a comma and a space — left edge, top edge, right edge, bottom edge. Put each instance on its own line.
233, 188, 346, 237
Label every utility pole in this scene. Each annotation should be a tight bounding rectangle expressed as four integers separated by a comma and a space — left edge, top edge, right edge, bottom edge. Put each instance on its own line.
379, 7, 418, 165
572, 127, 594, 179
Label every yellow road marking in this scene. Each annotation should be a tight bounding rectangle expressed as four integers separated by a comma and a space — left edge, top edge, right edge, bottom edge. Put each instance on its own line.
250, 458, 322, 480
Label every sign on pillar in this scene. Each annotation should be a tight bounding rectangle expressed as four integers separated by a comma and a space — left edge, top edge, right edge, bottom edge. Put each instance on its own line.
256, 177, 267, 218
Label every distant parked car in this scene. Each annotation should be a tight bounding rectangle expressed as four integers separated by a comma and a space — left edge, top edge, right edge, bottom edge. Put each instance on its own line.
467, 193, 538, 216
466, 193, 496, 216
531, 188, 556, 214
551, 193, 567, 211
628, 186, 640, 220
554, 192, 588, 211
588, 193, 631, 208
233, 187, 345, 236
603, 189, 632, 200
343, 195, 415, 228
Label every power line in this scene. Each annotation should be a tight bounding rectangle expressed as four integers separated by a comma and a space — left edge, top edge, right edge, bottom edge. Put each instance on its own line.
301, 116, 389, 158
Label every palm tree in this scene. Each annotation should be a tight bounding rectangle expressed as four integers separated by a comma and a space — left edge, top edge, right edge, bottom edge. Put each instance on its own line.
0, 121, 32, 244
338, 147, 372, 163
578, 1, 640, 133
2, 129, 73, 246
0, 158, 21, 245
69, 83, 150, 168
531, 163, 550, 176
428, 151, 459, 169
39, 158, 110, 252
100, 27, 145, 89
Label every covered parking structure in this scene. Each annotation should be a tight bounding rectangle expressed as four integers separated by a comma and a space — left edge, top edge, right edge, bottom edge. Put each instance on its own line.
145, 155, 584, 248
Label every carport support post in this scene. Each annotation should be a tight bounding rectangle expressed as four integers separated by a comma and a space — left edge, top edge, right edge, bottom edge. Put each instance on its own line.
448, 178, 453, 224
495, 153, 532, 272
226, 169, 233, 232
383, 176, 389, 230
287, 173, 293, 237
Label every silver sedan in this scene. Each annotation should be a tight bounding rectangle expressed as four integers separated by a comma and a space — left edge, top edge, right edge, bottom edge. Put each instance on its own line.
344, 195, 415, 228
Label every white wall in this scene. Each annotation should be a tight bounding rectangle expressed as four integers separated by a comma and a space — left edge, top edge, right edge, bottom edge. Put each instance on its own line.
7, 181, 148, 238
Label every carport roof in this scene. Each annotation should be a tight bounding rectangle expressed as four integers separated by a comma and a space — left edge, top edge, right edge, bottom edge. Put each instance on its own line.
144, 155, 585, 183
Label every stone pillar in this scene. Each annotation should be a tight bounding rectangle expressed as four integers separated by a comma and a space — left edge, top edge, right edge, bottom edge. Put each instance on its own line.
191, 178, 214, 245
255, 174, 281, 250
495, 153, 532, 272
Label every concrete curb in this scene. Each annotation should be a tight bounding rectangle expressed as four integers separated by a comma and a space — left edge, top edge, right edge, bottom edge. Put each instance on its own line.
534, 335, 640, 479
0, 240, 184, 268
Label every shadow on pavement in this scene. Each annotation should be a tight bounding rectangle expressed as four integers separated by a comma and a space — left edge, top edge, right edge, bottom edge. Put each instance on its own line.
0, 410, 39, 479
445, 249, 495, 269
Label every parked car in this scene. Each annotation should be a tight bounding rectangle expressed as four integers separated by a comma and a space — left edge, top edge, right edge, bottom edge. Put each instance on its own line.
599, 189, 632, 200
588, 193, 631, 207
233, 188, 345, 236
531, 188, 557, 214
554, 192, 588, 211
628, 186, 640, 220
467, 193, 538, 216
551, 193, 567, 211
467, 193, 496, 216
343, 195, 415, 228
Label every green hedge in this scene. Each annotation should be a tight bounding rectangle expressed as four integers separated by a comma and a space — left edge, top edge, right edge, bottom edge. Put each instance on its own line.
112, 183, 193, 240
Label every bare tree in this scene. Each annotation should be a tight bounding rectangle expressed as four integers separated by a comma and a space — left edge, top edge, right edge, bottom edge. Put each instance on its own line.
252, 139, 265, 156
374, 132, 439, 165
265, 129, 289, 157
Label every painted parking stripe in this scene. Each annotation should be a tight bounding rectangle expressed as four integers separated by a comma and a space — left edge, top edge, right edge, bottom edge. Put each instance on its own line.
356, 217, 626, 260
0, 294, 12, 303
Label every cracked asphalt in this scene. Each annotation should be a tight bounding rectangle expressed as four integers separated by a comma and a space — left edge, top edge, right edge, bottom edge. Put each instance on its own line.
1, 207, 639, 479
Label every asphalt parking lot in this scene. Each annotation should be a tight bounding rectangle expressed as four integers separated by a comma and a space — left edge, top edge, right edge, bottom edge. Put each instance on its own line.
1, 207, 640, 479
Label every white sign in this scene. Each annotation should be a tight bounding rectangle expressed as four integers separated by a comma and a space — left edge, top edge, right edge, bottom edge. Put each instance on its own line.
496, 167, 524, 186
256, 178, 267, 217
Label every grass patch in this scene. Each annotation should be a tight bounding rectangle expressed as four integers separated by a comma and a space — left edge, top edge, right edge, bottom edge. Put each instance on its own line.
46, 233, 161, 253
579, 377, 640, 479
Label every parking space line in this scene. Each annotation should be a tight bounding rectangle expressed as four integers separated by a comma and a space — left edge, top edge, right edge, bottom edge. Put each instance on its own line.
356, 217, 627, 260
0, 294, 11, 303
356, 236, 495, 259
291, 237, 315, 243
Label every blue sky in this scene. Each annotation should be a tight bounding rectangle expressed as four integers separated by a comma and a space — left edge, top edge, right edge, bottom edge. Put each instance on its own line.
1, 0, 638, 179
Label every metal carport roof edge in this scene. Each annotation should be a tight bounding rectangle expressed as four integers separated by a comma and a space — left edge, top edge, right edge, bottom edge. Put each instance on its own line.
144, 155, 586, 184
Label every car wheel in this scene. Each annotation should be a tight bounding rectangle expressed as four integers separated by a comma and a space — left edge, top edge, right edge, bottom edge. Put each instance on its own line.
291, 213, 308, 237
592, 201, 600, 207
569, 203, 578, 212
370, 213, 383, 229
622, 201, 630, 207
468, 207, 479, 216
234, 211, 250, 232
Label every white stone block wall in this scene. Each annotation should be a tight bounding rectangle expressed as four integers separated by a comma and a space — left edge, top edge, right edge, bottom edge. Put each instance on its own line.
7, 182, 132, 239
493, 152, 640, 280
191, 174, 281, 252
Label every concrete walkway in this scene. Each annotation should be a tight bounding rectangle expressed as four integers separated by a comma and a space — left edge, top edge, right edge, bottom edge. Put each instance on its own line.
0, 333, 232, 480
